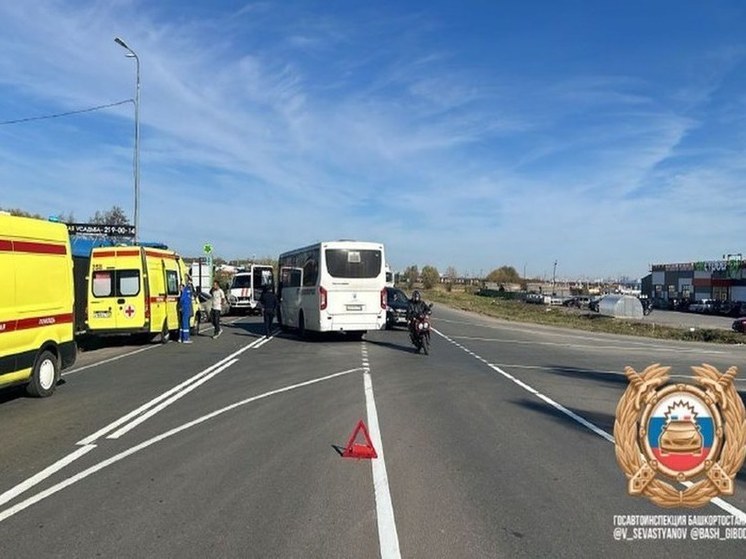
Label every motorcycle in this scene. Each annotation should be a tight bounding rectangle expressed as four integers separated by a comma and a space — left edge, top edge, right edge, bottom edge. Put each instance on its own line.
409, 306, 433, 354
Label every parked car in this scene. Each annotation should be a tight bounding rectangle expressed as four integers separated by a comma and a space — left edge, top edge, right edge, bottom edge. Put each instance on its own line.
689, 299, 716, 313
588, 296, 604, 312
732, 317, 746, 333
525, 292, 544, 304
717, 301, 743, 317
196, 290, 213, 323
563, 296, 591, 309
385, 287, 409, 329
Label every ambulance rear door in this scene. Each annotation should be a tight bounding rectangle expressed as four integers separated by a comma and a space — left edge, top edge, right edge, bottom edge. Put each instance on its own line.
88, 249, 147, 331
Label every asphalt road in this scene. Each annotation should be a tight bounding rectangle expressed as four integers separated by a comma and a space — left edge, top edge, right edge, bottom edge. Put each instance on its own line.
1, 307, 745, 558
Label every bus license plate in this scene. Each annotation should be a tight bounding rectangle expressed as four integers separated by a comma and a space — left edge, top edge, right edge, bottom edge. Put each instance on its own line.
346, 304, 363, 311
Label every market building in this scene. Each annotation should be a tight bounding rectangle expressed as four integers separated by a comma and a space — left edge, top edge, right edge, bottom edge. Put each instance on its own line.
641, 258, 746, 304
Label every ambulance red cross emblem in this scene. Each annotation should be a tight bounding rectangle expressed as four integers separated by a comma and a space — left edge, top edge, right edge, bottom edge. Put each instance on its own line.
124, 305, 135, 318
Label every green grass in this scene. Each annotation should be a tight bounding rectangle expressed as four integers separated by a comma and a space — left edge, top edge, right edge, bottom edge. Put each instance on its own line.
422, 289, 746, 345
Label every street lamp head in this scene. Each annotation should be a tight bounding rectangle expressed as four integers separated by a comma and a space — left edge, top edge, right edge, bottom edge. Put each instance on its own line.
114, 37, 129, 49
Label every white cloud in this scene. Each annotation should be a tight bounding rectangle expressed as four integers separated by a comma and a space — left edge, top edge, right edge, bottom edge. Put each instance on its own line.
2, 2, 746, 278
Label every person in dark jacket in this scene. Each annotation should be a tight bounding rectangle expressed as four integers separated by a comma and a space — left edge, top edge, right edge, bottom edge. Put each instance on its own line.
406, 290, 430, 337
259, 286, 278, 338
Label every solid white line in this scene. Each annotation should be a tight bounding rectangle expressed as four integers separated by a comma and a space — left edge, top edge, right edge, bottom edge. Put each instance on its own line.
363, 370, 402, 558
63, 345, 158, 377
107, 359, 238, 439
253, 329, 280, 349
64, 315, 246, 378
433, 327, 746, 522
0, 367, 362, 524
450, 335, 726, 355
0, 444, 97, 508
77, 336, 266, 445
481, 363, 730, 383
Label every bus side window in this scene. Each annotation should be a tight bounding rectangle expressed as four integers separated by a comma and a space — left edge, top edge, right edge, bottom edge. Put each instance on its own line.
289, 269, 302, 288
280, 267, 302, 288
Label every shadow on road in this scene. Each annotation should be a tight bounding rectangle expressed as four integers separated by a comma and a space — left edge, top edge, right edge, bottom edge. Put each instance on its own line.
542, 364, 629, 386
228, 321, 268, 338
366, 339, 417, 353
511, 397, 617, 434
512, 397, 746, 482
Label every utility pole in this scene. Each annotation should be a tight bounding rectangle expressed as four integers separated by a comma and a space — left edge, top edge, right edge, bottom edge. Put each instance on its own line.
552, 260, 558, 296
114, 37, 140, 243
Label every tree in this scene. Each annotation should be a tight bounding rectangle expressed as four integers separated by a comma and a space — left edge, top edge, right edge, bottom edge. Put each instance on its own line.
1, 207, 43, 219
444, 266, 458, 292
403, 265, 419, 289
89, 205, 130, 225
58, 211, 76, 223
421, 265, 440, 289
486, 266, 520, 284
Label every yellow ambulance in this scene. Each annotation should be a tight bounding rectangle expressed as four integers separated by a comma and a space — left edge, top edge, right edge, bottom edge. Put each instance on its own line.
0, 213, 76, 397
86, 245, 196, 342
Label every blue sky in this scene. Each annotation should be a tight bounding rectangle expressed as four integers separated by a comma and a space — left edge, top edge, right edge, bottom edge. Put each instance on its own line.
2, 1, 746, 280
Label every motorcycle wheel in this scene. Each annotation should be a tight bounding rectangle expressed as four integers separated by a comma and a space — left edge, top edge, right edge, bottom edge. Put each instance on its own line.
422, 332, 430, 355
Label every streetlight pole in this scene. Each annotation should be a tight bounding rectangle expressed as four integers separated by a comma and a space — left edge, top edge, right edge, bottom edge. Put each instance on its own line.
114, 37, 140, 243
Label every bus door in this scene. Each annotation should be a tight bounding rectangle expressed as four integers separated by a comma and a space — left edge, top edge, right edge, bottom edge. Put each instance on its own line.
279, 267, 303, 327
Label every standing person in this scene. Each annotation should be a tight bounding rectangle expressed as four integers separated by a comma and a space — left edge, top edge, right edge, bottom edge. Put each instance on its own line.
259, 285, 278, 338
210, 280, 226, 338
178, 282, 194, 344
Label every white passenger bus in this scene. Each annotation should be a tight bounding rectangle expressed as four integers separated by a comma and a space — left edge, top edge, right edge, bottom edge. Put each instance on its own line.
277, 241, 387, 339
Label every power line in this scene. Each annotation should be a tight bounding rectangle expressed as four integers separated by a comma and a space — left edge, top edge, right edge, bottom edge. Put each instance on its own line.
0, 99, 133, 126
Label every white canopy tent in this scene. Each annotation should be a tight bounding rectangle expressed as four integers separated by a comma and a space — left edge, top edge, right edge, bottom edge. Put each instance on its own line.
598, 295, 644, 319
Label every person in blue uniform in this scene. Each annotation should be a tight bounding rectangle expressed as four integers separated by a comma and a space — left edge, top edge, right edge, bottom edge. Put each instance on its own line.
178, 282, 194, 344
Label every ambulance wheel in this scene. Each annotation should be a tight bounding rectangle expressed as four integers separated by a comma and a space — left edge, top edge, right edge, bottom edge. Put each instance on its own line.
190, 313, 200, 335
26, 350, 59, 398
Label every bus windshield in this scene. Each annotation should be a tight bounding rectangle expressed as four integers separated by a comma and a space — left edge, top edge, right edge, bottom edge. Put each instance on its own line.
325, 249, 382, 279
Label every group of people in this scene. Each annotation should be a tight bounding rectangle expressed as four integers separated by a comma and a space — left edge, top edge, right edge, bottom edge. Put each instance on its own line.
177, 278, 278, 344
177, 279, 425, 344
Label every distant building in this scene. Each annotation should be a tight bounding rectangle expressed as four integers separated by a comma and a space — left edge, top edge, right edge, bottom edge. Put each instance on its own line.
641, 258, 746, 302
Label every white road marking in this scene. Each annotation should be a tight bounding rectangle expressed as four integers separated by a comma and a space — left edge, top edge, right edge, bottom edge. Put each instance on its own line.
107, 359, 238, 439
478, 363, 746, 383
0, 367, 362, 524
78, 335, 267, 445
63, 345, 158, 376
252, 329, 280, 349
450, 335, 726, 355
437, 317, 737, 353
63, 316, 246, 377
433, 327, 746, 523
0, 444, 96, 508
361, 344, 401, 559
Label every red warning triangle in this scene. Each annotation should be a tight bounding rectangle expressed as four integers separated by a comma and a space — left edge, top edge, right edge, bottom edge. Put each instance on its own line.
341, 419, 378, 459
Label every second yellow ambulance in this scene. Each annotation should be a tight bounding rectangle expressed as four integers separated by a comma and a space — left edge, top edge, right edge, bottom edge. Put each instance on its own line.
86, 245, 196, 342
